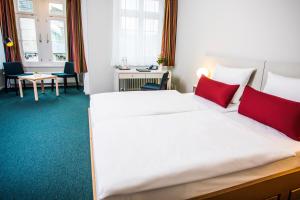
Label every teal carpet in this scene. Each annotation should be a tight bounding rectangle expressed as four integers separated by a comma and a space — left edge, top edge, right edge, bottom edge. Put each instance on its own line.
0, 88, 93, 200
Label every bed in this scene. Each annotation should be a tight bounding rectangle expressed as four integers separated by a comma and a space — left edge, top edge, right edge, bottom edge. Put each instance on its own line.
89, 56, 300, 200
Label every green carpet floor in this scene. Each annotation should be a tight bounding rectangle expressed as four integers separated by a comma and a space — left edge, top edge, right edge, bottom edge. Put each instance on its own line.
0, 87, 93, 200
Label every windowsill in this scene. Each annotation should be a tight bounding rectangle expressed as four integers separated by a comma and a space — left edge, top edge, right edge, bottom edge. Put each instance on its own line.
23, 63, 65, 69
24, 65, 64, 68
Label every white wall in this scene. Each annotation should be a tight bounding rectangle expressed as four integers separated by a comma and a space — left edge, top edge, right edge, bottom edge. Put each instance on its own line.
84, 0, 114, 94
174, 0, 300, 92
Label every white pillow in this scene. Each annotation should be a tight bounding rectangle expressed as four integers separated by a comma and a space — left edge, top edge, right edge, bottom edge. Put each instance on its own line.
212, 64, 255, 104
263, 72, 300, 102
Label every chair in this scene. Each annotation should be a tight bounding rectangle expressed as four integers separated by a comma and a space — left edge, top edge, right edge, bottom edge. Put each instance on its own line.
141, 71, 169, 91
3, 62, 32, 95
51, 62, 79, 93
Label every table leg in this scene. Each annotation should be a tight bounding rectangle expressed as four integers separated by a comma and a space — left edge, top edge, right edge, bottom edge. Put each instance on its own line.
18, 79, 23, 98
55, 78, 59, 96
33, 81, 39, 101
41, 80, 45, 93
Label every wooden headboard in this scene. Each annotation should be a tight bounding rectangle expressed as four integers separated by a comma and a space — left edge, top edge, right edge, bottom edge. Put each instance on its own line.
201, 55, 265, 90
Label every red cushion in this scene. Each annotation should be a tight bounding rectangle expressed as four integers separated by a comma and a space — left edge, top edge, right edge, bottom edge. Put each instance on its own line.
195, 76, 239, 108
239, 86, 300, 141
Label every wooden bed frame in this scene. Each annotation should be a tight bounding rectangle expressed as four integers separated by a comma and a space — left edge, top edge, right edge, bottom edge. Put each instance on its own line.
88, 109, 300, 200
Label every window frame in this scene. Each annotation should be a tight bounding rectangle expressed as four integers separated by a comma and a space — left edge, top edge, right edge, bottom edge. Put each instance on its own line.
14, 0, 68, 67
113, 0, 164, 66
47, 17, 68, 63
16, 15, 40, 64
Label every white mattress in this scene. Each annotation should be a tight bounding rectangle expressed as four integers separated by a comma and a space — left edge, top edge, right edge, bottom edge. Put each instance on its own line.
225, 112, 300, 155
97, 112, 300, 200
103, 154, 300, 200
91, 110, 299, 200
90, 91, 238, 127
182, 93, 239, 113
90, 90, 204, 126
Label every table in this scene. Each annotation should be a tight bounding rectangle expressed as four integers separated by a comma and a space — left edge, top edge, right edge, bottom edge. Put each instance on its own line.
18, 74, 59, 101
114, 69, 171, 91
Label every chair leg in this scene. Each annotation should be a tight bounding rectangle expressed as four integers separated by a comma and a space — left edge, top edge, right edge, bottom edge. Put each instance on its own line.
51, 79, 54, 91
5, 76, 8, 93
63, 77, 67, 94
14, 78, 18, 96
75, 75, 79, 90
23, 80, 26, 89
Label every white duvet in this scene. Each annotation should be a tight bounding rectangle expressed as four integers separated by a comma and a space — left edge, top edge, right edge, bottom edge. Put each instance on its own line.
90, 90, 240, 127
90, 90, 203, 125
92, 110, 296, 199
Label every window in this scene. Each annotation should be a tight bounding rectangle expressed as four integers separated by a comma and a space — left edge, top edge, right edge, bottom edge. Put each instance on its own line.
49, 3, 64, 15
112, 0, 164, 66
19, 18, 39, 62
50, 20, 66, 62
15, 0, 67, 66
18, 0, 33, 13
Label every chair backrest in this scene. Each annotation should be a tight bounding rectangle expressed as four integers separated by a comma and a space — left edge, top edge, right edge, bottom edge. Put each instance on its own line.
64, 62, 75, 74
160, 71, 169, 90
3, 62, 24, 75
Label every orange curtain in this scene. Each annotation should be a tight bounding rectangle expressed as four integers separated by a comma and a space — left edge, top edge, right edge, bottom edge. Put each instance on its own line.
0, 0, 21, 62
66, 0, 88, 73
161, 0, 178, 67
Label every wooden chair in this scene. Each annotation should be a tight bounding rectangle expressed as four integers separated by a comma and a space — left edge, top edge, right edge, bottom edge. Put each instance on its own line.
51, 62, 79, 93
3, 62, 32, 95
141, 72, 169, 91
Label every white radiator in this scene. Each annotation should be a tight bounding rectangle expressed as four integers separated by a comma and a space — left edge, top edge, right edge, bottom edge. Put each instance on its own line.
119, 78, 161, 91
114, 69, 171, 92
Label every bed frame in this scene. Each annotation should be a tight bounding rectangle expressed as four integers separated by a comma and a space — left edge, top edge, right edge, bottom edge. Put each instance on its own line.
88, 58, 300, 200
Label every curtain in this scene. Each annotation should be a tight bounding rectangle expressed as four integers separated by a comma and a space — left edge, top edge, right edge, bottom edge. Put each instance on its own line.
66, 0, 88, 73
0, 0, 21, 62
112, 0, 164, 66
161, 0, 178, 67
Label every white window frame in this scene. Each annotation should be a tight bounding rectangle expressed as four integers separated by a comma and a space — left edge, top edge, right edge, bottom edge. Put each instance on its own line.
112, 0, 164, 66
14, 0, 68, 67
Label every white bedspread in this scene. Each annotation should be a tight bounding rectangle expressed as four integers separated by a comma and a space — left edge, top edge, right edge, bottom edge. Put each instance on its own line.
90, 90, 204, 125
90, 90, 240, 127
92, 110, 295, 199
183, 93, 239, 113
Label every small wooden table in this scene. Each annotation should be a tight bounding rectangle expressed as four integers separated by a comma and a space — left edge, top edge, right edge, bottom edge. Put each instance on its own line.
18, 74, 59, 101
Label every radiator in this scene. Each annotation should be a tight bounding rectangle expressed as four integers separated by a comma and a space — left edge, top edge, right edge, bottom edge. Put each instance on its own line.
119, 78, 161, 91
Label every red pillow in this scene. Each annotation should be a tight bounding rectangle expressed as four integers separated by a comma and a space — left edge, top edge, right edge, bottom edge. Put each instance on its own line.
239, 86, 300, 141
195, 76, 239, 108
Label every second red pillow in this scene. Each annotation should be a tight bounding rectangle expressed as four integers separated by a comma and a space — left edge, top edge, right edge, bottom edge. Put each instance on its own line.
195, 76, 239, 108
238, 86, 300, 141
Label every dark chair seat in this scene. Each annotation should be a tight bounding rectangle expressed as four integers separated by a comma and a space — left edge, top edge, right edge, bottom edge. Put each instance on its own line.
141, 71, 169, 91
52, 72, 76, 78
6, 73, 33, 78
3, 62, 31, 95
141, 83, 161, 90
51, 62, 79, 93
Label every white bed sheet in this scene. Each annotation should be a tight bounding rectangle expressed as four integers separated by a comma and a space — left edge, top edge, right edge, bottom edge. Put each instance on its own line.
103, 155, 300, 200
91, 110, 297, 199
90, 91, 238, 127
100, 112, 300, 200
90, 90, 204, 126
183, 93, 239, 113
225, 112, 300, 155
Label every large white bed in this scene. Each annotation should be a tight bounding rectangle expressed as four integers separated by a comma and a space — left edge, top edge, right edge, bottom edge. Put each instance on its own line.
89, 56, 300, 200
91, 110, 300, 200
